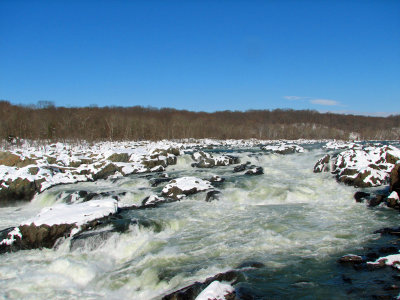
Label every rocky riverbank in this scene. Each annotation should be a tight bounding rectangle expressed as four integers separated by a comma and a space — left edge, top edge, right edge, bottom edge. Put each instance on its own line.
1, 139, 400, 299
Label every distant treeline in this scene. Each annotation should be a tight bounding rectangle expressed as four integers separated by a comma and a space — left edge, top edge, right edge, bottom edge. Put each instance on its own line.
1, 100, 399, 141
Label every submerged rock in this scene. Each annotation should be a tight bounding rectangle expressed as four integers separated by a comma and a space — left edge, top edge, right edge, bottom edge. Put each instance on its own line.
205, 190, 221, 202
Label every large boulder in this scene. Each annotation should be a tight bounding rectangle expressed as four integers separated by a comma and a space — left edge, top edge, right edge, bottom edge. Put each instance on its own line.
162, 270, 238, 300
390, 164, 400, 194
162, 177, 213, 200
107, 153, 130, 162
93, 163, 121, 180
0, 151, 36, 168
0, 177, 42, 203
191, 151, 239, 168
0, 199, 118, 254
314, 145, 400, 187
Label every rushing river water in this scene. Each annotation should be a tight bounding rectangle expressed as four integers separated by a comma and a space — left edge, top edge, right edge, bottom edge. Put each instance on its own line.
1, 147, 400, 299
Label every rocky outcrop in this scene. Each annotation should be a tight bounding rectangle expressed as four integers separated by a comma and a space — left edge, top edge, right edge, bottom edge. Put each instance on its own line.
0, 142, 182, 204
314, 145, 400, 188
0, 151, 36, 168
93, 163, 121, 180
0, 223, 76, 253
0, 199, 118, 254
191, 151, 239, 168
0, 177, 43, 203
261, 143, 304, 154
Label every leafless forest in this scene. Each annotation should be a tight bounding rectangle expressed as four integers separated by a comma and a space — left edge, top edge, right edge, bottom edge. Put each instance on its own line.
1, 100, 399, 141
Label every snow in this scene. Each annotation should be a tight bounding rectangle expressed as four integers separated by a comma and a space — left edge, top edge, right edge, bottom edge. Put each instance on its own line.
388, 191, 400, 202
195, 281, 234, 300
21, 199, 118, 227
261, 143, 304, 153
0, 227, 22, 246
368, 253, 400, 270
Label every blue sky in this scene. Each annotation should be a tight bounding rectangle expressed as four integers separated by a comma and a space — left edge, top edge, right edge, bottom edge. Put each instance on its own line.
0, 0, 399, 115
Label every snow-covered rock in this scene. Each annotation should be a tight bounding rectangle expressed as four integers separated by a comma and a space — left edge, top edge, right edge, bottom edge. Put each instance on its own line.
162, 177, 213, 200
195, 281, 235, 300
0, 141, 182, 203
323, 140, 360, 150
191, 151, 239, 168
245, 166, 264, 175
386, 191, 400, 209
0, 199, 118, 253
368, 253, 400, 270
314, 145, 400, 187
261, 143, 304, 154
21, 199, 118, 228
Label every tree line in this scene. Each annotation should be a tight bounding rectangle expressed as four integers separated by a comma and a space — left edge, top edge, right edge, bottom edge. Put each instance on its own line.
0, 100, 399, 141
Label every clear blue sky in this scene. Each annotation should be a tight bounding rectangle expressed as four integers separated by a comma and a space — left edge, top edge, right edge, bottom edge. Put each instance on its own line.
1, 0, 399, 115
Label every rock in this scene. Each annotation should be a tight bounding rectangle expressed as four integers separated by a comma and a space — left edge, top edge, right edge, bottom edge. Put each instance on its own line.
209, 175, 225, 183
0, 151, 36, 168
374, 227, 400, 236
142, 158, 167, 169
70, 229, 114, 251
236, 261, 265, 269
205, 190, 221, 202
354, 191, 370, 203
386, 191, 400, 209
314, 145, 400, 187
233, 163, 248, 173
368, 195, 385, 207
195, 281, 235, 300
107, 153, 130, 162
93, 163, 121, 180
313, 154, 331, 173
261, 143, 304, 154
379, 246, 398, 255
191, 152, 240, 168
141, 195, 166, 207
0, 223, 76, 254
338, 254, 364, 264
0, 177, 41, 203
150, 177, 172, 187
161, 177, 213, 200
390, 164, 400, 194
162, 270, 239, 300
245, 166, 263, 175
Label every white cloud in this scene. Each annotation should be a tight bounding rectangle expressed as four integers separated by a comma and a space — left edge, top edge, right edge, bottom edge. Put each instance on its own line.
283, 96, 309, 100
310, 99, 340, 106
